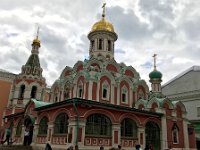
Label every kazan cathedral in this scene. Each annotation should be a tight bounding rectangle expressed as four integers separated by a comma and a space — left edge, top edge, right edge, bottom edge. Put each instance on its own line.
2, 4, 196, 150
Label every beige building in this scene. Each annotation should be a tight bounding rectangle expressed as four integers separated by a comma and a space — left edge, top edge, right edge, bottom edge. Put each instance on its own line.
162, 66, 200, 149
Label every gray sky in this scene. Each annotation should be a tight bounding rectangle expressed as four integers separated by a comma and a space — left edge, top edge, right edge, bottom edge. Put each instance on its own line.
0, 0, 200, 86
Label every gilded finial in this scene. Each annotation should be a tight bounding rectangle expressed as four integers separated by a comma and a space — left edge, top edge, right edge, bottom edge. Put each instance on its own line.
32, 25, 40, 46
152, 54, 157, 70
102, 3, 106, 18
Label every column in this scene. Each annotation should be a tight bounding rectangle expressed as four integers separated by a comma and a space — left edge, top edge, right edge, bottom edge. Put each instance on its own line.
183, 118, 189, 149
138, 127, 145, 149
47, 122, 53, 144
161, 113, 168, 149
32, 123, 39, 145
112, 123, 120, 147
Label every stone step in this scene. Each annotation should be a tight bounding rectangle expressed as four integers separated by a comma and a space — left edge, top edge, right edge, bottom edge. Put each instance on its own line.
0, 145, 32, 150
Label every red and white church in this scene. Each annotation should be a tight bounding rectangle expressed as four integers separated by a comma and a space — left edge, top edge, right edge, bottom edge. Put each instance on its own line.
2, 4, 196, 150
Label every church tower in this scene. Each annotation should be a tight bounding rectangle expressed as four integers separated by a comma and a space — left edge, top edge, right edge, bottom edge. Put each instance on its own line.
149, 54, 162, 93
88, 3, 118, 60
8, 29, 46, 113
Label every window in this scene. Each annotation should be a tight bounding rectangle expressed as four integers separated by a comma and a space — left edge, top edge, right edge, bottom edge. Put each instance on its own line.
19, 84, 25, 99
121, 118, 137, 138
121, 87, 128, 103
138, 90, 144, 100
172, 124, 179, 144
77, 82, 83, 98
16, 120, 22, 136
38, 117, 48, 135
54, 113, 68, 134
31, 86, 37, 98
98, 39, 103, 50
91, 40, 94, 50
108, 40, 111, 51
85, 114, 111, 136
103, 89, 107, 98
197, 107, 200, 116
102, 81, 109, 100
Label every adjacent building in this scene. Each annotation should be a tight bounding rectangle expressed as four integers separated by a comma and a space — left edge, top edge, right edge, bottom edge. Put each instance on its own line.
162, 66, 200, 149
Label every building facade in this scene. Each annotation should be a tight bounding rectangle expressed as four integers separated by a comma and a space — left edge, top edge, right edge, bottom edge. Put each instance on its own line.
1, 5, 196, 150
162, 66, 200, 149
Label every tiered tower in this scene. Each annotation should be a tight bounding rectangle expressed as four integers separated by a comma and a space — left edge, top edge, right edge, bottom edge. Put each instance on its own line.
7, 29, 46, 114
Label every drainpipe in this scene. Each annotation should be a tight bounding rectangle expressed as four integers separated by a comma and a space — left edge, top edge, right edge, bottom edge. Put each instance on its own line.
73, 99, 79, 150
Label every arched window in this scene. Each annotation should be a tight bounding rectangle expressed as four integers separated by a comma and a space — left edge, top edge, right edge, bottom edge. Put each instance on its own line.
54, 113, 68, 134
38, 117, 48, 135
85, 114, 111, 136
102, 81, 109, 100
77, 82, 83, 98
121, 86, 128, 103
31, 86, 37, 98
108, 40, 111, 51
91, 40, 94, 50
16, 120, 22, 136
172, 124, 179, 144
19, 84, 25, 99
98, 39, 103, 50
121, 118, 137, 138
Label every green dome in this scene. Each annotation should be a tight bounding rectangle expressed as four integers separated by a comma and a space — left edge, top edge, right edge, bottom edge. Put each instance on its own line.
149, 70, 162, 79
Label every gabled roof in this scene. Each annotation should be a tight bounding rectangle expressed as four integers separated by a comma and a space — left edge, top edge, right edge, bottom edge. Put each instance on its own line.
162, 66, 200, 87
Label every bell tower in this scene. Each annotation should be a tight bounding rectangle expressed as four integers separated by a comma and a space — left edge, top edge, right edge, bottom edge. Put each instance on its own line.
7, 28, 46, 113
88, 3, 118, 60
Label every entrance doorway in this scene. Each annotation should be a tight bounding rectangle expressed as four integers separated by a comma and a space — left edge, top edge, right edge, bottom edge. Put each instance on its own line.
145, 121, 160, 150
24, 116, 34, 145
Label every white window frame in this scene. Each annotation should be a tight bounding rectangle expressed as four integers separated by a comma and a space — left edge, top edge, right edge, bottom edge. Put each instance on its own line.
102, 81, 110, 101
77, 82, 83, 98
172, 124, 179, 144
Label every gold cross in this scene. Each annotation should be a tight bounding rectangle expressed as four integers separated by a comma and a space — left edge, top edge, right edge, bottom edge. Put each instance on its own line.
152, 54, 157, 70
102, 3, 106, 18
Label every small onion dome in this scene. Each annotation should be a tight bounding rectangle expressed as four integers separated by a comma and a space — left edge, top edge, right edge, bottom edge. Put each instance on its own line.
32, 37, 40, 47
149, 70, 162, 79
91, 17, 115, 33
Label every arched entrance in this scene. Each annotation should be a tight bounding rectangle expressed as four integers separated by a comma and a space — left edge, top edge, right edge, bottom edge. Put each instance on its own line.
24, 115, 35, 145
145, 121, 160, 150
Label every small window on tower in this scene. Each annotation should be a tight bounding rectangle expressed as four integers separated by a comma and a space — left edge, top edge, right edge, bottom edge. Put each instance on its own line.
103, 89, 107, 98
91, 40, 94, 50
108, 40, 111, 51
31, 86, 37, 98
122, 93, 126, 102
79, 88, 82, 98
19, 84, 25, 99
98, 39, 103, 50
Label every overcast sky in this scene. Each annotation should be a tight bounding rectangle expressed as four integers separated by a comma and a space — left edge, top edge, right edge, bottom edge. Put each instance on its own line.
0, 0, 200, 86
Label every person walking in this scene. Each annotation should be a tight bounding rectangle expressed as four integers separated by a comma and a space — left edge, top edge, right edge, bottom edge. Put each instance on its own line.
3, 128, 11, 145
23, 128, 29, 146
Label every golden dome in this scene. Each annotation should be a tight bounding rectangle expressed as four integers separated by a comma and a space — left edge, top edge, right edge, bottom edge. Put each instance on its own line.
91, 18, 115, 33
32, 37, 40, 46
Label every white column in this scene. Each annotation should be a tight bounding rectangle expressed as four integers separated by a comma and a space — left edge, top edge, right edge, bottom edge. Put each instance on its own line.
112, 123, 120, 147
138, 127, 145, 149
88, 81, 93, 100
183, 118, 189, 150
117, 86, 120, 105
110, 84, 115, 104
96, 81, 100, 102
129, 89, 133, 107
32, 123, 39, 145
161, 115, 168, 149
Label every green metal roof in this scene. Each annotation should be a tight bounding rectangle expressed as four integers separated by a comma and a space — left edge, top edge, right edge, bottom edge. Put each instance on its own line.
31, 98, 51, 108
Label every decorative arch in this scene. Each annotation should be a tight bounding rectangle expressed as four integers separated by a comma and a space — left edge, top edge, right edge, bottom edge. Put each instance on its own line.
59, 66, 72, 79
99, 72, 116, 85
83, 109, 116, 123
85, 59, 102, 71
51, 108, 72, 122
119, 113, 141, 127
73, 61, 84, 72
124, 66, 138, 78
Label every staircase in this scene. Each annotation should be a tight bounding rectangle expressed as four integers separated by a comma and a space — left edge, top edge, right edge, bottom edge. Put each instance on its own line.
0, 145, 33, 150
